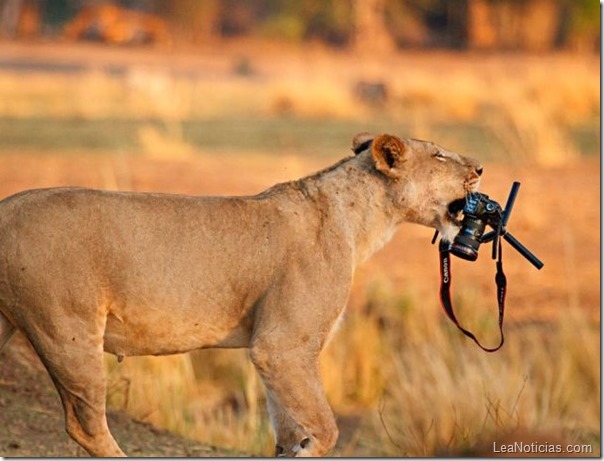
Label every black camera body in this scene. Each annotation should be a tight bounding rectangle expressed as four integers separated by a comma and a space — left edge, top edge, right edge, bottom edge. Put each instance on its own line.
435, 182, 543, 270
449, 192, 503, 261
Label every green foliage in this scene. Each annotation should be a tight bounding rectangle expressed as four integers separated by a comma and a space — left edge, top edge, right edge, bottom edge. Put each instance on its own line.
255, 0, 353, 45
567, 0, 600, 31
565, 0, 600, 48
257, 14, 306, 42
6, 0, 597, 51
302, 0, 353, 46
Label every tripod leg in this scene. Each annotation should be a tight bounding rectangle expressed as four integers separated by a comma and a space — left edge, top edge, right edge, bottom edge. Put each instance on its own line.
503, 232, 544, 269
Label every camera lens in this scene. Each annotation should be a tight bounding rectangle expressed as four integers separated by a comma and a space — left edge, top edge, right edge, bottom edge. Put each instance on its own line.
450, 236, 479, 261
450, 216, 486, 261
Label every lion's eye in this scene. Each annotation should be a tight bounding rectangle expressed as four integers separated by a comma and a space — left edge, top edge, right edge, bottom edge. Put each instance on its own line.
433, 150, 447, 162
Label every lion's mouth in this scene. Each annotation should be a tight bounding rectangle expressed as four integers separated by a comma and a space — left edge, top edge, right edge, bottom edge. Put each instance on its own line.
446, 176, 480, 226
437, 177, 480, 241
446, 198, 466, 226
434, 197, 466, 242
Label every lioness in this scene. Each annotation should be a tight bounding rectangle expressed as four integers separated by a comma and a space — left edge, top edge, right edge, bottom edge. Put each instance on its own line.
0, 134, 481, 457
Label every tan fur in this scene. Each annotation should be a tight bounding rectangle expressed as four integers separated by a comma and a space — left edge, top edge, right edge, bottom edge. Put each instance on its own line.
0, 134, 481, 457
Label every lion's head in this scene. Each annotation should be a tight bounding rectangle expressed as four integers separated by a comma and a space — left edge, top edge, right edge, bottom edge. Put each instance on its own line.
353, 133, 483, 242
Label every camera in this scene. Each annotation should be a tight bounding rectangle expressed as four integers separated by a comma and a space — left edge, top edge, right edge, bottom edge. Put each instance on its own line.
449, 192, 503, 261
434, 182, 543, 269
434, 182, 543, 352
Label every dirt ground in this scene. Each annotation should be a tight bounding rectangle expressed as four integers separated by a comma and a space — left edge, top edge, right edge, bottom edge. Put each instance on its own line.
0, 335, 241, 457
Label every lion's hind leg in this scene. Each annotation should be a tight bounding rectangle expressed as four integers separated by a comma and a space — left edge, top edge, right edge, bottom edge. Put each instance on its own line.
0, 310, 16, 352
53, 375, 125, 457
22, 310, 125, 457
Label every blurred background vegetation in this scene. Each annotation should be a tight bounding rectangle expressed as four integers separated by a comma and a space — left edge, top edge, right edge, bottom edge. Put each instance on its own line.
0, 0, 600, 51
0, 0, 599, 164
0, 0, 600, 457
0, 0, 599, 163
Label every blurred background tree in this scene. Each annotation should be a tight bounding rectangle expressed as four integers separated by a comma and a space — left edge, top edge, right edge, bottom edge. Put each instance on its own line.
0, 0, 599, 52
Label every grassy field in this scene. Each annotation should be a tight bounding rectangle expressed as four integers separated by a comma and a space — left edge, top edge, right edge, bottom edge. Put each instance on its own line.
0, 43, 598, 163
0, 150, 596, 457
0, 42, 599, 456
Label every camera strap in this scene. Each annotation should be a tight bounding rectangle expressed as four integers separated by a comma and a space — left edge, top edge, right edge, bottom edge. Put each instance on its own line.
438, 239, 506, 352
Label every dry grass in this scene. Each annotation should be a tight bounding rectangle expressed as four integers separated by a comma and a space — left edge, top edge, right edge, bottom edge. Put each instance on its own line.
0, 147, 596, 456
103, 290, 599, 457
0, 47, 598, 164
369, 294, 599, 456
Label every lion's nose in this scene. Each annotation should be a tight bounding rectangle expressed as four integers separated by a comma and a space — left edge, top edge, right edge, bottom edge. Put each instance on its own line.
475, 166, 483, 176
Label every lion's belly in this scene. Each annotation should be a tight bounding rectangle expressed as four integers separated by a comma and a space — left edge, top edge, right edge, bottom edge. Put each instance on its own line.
102, 290, 257, 356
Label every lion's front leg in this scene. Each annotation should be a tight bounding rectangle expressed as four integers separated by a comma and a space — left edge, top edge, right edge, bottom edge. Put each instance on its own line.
265, 389, 308, 456
251, 345, 338, 457
249, 259, 351, 456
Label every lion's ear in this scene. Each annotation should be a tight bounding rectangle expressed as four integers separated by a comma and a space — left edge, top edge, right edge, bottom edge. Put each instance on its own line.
352, 132, 375, 155
371, 134, 407, 179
